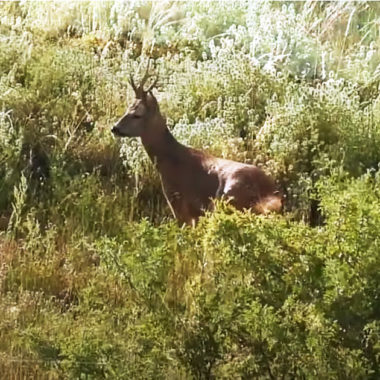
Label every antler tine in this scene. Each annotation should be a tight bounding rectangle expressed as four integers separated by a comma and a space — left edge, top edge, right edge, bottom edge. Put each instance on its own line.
140, 59, 151, 90
129, 74, 138, 93
146, 75, 159, 93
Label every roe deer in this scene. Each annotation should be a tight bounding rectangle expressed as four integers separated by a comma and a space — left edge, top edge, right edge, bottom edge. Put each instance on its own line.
111, 69, 282, 225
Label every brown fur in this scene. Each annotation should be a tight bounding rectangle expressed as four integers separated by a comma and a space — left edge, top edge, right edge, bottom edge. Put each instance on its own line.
112, 82, 282, 225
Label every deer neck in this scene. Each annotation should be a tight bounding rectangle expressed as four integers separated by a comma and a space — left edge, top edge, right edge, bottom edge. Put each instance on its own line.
140, 116, 184, 166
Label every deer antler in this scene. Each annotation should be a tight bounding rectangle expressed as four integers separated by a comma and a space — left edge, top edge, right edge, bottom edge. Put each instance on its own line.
139, 59, 151, 90
146, 75, 159, 93
129, 74, 138, 93
129, 59, 158, 94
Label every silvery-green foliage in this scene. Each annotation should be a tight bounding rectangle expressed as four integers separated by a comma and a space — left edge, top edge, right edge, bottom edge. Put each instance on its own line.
119, 137, 152, 186
0, 111, 22, 209
245, 2, 321, 77
173, 117, 241, 158
0, 111, 20, 166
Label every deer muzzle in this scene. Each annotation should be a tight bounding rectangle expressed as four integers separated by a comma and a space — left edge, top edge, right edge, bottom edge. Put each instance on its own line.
111, 126, 124, 137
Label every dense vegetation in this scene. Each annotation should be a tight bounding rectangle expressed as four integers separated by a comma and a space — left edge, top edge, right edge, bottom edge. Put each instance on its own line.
1, 1, 380, 378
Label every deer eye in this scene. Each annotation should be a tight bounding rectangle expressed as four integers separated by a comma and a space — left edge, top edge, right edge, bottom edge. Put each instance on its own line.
132, 114, 141, 119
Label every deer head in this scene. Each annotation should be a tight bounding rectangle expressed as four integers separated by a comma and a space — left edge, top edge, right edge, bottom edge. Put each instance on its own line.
112, 63, 160, 138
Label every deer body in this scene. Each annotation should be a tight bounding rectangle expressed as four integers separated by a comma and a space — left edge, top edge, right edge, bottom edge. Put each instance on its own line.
112, 72, 281, 225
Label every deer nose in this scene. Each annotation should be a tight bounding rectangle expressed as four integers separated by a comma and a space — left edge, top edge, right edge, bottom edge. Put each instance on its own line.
111, 126, 118, 134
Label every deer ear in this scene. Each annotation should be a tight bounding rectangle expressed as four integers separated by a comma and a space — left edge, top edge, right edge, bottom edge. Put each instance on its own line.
147, 91, 159, 110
